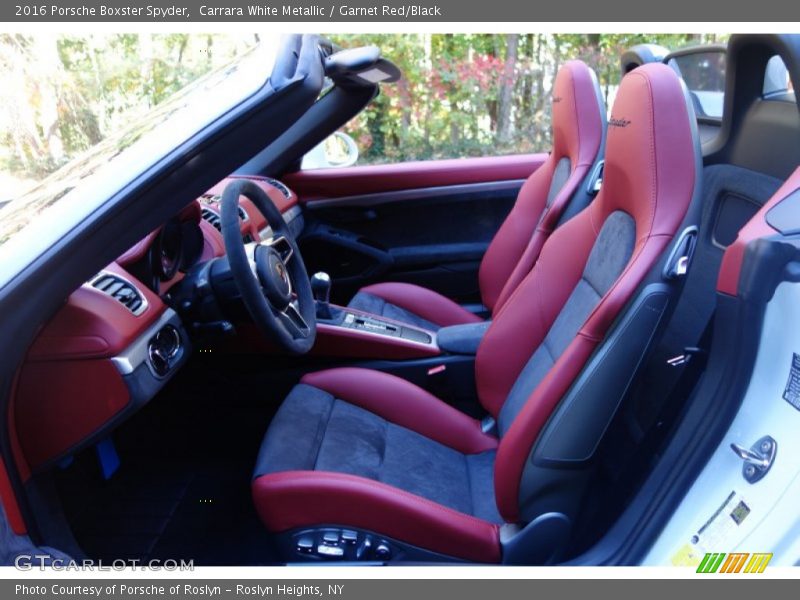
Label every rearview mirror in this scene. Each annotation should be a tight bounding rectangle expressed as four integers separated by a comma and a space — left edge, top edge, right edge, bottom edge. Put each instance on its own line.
301, 131, 360, 170
665, 45, 727, 121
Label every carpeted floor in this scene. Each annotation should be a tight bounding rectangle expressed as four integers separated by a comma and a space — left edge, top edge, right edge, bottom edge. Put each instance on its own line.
54, 354, 301, 565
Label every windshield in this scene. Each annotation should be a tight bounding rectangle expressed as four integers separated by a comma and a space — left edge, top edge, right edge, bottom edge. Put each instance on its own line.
0, 34, 279, 283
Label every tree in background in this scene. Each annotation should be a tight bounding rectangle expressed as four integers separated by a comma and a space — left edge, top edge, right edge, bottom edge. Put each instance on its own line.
0, 33, 255, 196
0, 33, 727, 197
330, 33, 727, 165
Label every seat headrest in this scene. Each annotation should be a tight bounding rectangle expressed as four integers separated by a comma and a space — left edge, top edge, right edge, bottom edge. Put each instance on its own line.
551, 60, 606, 168
593, 62, 698, 239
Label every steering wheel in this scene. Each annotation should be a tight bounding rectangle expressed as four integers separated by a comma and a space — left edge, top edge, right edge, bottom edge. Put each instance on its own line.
220, 179, 316, 354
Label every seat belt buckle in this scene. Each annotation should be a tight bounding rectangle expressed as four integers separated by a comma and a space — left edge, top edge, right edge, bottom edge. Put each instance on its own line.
665, 226, 698, 280
586, 160, 604, 196
673, 255, 690, 277
480, 416, 497, 435
667, 346, 704, 367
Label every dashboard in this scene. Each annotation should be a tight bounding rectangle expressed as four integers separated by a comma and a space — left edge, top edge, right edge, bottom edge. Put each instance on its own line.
11, 176, 301, 476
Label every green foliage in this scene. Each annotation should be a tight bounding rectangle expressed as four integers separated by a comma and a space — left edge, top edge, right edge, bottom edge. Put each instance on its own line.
0, 33, 254, 193
0, 33, 729, 195
327, 33, 728, 166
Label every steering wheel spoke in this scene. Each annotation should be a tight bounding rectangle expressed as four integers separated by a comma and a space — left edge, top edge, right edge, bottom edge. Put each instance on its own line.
245, 241, 261, 278
266, 235, 294, 263
278, 301, 311, 339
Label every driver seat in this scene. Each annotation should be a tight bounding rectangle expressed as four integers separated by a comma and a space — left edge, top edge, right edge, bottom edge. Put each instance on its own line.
252, 64, 700, 563
346, 60, 606, 330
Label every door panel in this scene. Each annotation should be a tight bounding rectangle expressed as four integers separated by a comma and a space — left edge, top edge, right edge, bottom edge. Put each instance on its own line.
292, 154, 546, 304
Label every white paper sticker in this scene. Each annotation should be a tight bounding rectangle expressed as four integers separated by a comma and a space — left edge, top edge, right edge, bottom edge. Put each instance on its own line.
671, 490, 751, 566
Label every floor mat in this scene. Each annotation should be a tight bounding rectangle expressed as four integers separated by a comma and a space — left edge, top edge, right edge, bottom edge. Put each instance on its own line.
55, 356, 292, 565
59, 459, 276, 565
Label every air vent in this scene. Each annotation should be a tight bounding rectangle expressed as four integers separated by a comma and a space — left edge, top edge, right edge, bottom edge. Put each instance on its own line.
91, 273, 147, 316
265, 178, 292, 199
201, 207, 222, 232
200, 205, 248, 231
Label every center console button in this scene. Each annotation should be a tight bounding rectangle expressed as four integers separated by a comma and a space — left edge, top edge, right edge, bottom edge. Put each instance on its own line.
296, 536, 314, 554
317, 544, 344, 558
341, 530, 358, 545
374, 543, 392, 560
322, 531, 340, 544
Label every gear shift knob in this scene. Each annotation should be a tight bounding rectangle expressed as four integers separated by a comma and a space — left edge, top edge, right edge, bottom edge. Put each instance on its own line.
310, 272, 332, 319
311, 272, 331, 303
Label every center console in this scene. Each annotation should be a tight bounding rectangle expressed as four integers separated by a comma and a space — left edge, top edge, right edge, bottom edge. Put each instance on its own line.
339, 312, 433, 345
314, 307, 439, 360
309, 271, 439, 360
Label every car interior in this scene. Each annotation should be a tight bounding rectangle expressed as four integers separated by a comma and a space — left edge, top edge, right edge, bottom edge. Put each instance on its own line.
4, 33, 800, 566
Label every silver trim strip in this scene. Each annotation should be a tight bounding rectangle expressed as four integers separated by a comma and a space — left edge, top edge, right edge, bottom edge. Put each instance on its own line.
318, 322, 439, 352
203, 201, 301, 241
305, 179, 527, 210
110, 308, 186, 376
258, 204, 303, 239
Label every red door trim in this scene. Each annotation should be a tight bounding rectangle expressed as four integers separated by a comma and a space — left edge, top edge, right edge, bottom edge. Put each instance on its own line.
284, 154, 548, 202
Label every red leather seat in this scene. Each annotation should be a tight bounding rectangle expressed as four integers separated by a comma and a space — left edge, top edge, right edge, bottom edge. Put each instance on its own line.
253, 63, 699, 562
346, 60, 606, 330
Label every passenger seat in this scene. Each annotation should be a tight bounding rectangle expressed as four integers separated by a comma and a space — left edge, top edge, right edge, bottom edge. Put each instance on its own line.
347, 60, 607, 330
252, 63, 703, 563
